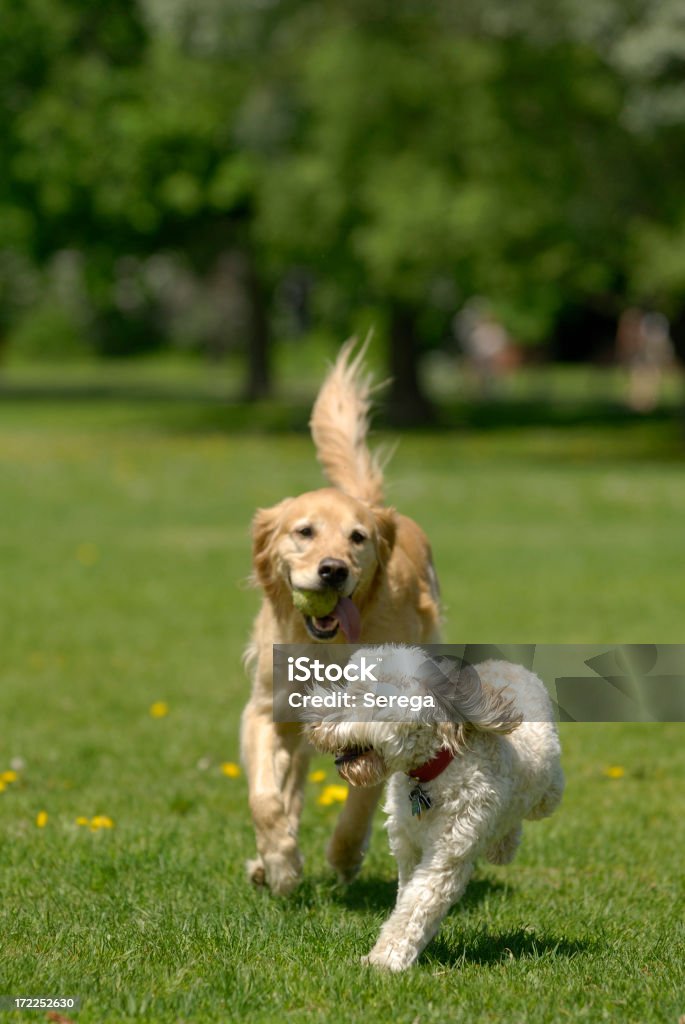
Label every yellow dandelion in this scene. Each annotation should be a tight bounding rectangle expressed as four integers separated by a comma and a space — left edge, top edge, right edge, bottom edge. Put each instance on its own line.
36, 810, 48, 828
91, 815, 114, 829
76, 817, 90, 826
604, 765, 625, 779
149, 701, 169, 718
317, 784, 348, 807
76, 542, 99, 566
1, 770, 18, 783
0, 781, 6, 793
221, 762, 241, 778
308, 769, 326, 783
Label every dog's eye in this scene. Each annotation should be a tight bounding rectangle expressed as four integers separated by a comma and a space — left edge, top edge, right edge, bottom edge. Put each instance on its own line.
295, 525, 314, 539
350, 530, 367, 544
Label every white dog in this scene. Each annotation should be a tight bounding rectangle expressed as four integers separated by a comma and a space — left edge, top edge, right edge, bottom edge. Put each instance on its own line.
306, 645, 564, 971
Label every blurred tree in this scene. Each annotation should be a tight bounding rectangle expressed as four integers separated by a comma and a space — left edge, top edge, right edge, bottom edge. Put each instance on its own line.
1, 0, 685, 408
605, 0, 685, 360
1, 0, 279, 394
256, 6, 642, 419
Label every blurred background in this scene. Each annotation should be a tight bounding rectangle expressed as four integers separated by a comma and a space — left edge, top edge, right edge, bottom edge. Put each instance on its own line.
1, 0, 685, 428
2, 8, 685, 1015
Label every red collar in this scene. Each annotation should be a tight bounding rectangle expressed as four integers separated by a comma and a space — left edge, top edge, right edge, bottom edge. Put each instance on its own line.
407, 746, 455, 784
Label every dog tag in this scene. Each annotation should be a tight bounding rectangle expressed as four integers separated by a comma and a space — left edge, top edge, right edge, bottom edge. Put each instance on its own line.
409, 785, 432, 817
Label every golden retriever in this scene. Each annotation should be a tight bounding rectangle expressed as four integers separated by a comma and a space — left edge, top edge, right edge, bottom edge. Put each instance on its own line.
241, 339, 441, 894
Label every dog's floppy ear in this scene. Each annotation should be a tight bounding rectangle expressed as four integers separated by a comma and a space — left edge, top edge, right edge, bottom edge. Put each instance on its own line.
420, 656, 522, 749
251, 498, 292, 597
373, 506, 397, 567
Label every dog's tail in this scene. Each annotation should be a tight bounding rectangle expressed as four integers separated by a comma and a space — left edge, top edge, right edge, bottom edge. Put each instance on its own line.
309, 336, 387, 505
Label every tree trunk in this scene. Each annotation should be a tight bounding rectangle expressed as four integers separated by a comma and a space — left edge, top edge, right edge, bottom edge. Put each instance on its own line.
670, 307, 685, 445
387, 302, 435, 426
243, 254, 271, 401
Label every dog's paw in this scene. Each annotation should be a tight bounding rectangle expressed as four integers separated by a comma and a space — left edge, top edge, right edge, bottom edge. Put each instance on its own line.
326, 838, 364, 885
246, 857, 266, 887
247, 848, 303, 895
527, 781, 564, 820
330, 860, 362, 886
262, 849, 303, 896
361, 946, 414, 972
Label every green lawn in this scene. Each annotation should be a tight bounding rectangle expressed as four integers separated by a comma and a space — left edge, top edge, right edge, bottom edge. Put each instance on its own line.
0, 383, 684, 1023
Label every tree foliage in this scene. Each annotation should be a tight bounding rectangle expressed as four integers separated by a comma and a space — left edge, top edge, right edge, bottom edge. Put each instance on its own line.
1, 0, 685, 394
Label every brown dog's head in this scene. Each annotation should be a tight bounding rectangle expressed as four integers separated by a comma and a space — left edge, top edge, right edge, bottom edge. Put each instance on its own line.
252, 488, 396, 641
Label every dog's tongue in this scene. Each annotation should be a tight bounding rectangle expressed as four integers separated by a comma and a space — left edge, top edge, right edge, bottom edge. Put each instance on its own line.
334, 596, 361, 642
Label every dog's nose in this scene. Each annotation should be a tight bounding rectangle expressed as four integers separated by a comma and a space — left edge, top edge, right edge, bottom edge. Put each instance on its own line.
318, 558, 349, 588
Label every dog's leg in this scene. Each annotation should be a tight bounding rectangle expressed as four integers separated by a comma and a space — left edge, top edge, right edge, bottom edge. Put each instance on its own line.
241, 701, 305, 895
326, 783, 383, 883
281, 743, 310, 837
527, 762, 565, 820
362, 856, 474, 971
364, 792, 503, 970
389, 830, 421, 891
485, 822, 522, 865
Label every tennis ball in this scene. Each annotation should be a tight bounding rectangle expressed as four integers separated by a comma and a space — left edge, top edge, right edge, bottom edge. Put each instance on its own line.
292, 588, 339, 618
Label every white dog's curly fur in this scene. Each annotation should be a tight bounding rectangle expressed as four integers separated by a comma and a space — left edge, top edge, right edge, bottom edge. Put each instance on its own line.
306, 645, 564, 971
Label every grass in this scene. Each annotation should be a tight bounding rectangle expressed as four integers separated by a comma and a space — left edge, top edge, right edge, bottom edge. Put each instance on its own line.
0, 371, 684, 1023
